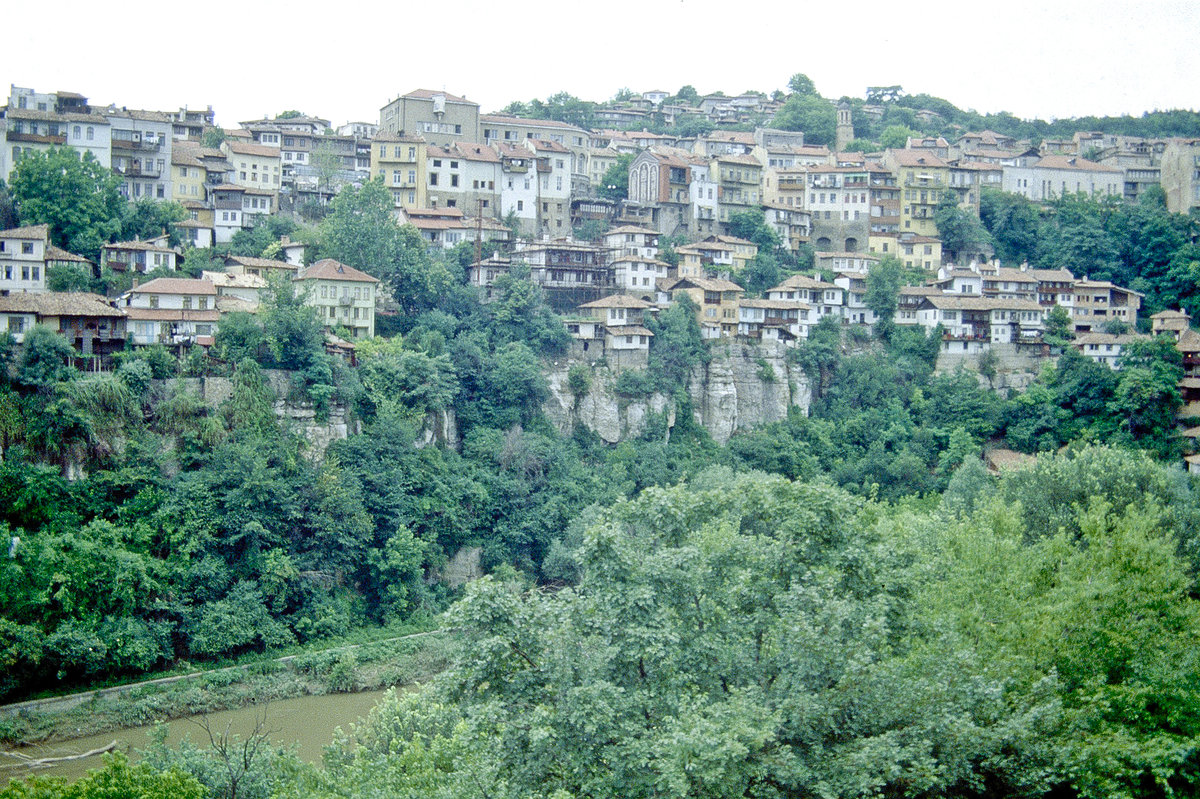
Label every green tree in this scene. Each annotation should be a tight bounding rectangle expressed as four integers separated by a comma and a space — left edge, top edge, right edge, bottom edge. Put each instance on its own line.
202, 128, 226, 149
0, 752, 205, 799
261, 276, 325, 371
120, 199, 186, 245
673, 85, 700, 105
646, 295, 709, 394
1043, 304, 1075, 347
598, 154, 634, 201
934, 193, 993, 263
10, 147, 123, 260
865, 255, 902, 339
772, 95, 836, 146
879, 124, 917, 149
786, 73, 818, 95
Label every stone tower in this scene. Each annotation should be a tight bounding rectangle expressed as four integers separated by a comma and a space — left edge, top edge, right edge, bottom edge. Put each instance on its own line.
836, 99, 853, 151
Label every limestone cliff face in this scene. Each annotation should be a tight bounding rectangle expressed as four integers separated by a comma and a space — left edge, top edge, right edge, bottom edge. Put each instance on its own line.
544, 341, 811, 445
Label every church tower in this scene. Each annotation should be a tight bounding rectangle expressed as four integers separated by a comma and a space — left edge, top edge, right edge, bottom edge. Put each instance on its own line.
836, 100, 854, 151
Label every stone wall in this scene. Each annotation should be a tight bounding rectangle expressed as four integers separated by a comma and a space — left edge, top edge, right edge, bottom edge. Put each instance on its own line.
543, 340, 811, 445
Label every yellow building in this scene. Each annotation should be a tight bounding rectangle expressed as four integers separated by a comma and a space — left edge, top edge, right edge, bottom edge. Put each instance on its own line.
370, 131, 427, 211
222, 140, 283, 192
869, 232, 942, 272
661, 275, 744, 338
171, 141, 207, 202
295, 258, 380, 339
703, 235, 758, 270
883, 149, 951, 237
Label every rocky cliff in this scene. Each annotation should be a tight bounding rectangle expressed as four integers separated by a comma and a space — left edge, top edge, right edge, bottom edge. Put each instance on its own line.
543, 341, 811, 445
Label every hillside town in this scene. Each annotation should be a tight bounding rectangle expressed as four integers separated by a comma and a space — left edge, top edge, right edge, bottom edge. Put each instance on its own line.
2, 83, 1196, 377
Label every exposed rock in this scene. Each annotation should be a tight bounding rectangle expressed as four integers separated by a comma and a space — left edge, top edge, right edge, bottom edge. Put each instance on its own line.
544, 340, 810, 445
439, 545, 483, 588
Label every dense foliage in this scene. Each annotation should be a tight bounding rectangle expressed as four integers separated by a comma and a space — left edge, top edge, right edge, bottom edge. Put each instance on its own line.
275, 456, 1200, 799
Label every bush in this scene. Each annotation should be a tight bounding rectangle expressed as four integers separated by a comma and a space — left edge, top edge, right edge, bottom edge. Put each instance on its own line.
613, 369, 654, 398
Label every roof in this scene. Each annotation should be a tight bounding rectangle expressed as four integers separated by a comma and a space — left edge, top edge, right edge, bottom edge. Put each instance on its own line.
402, 89, 476, 105
216, 296, 258, 314
1151, 309, 1191, 320
772, 274, 837, 291
990, 268, 1039, 284
202, 271, 268, 289
664, 276, 744, 293
740, 298, 812, 310
1074, 332, 1145, 346
1028, 267, 1075, 282
226, 140, 281, 158
45, 245, 92, 263
0, 224, 49, 240
605, 225, 660, 237
6, 109, 105, 124
889, 149, 950, 168
712, 153, 762, 167
578, 295, 654, 310
104, 240, 176, 254
1032, 155, 1122, 173
225, 255, 297, 271
605, 324, 655, 337
374, 130, 426, 143
133, 278, 217, 295
297, 259, 380, 283
1074, 279, 1144, 296
479, 114, 588, 133
0, 292, 123, 317
923, 295, 1042, 312
1177, 328, 1200, 353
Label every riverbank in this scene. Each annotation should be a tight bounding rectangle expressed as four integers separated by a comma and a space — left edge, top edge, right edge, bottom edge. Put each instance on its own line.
0, 631, 457, 748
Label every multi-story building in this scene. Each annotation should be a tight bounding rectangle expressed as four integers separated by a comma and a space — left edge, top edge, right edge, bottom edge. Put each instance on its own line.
402, 208, 510, 250
868, 163, 901, 235
106, 109, 173, 201
611, 256, 669, 295
222, 140, 282, 192
766, 274, 844, 320
370, 131, 427, 211
1001, 155, 1122, 201
712, 154, 763, 226
168, 106, 215, 141
380, 90, 480, 146
806, 165, 871, 252
659, 276, 744, 338
603, 226, 659, 260
514, 242, 612, 312
626, 146, 708, 237
295, 258, 379, 339
1071, 278, 1142, 332
119, 277, 219, 347
0, 224, 49, 294
211, 185, 248, 244
496, 143, 541, 235
172, 140, 208, 202
1160, 139, 1200, 215
915, 295, 1044, 354
2, 108, 112, 181
763, 204, 812, 252
480, 114, 590, 192
101, 238, 179, 274
528, 139, 573, 235
737, 298, 813, 343
884, 149, 952, 237
424, 142, 501, 214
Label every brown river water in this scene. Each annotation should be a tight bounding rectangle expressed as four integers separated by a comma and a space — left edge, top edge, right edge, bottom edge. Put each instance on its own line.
1, 689, 389, 785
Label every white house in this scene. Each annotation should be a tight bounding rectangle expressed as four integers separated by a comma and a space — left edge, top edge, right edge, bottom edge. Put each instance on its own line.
120, 277, 219, 347
0, 224, 49, 294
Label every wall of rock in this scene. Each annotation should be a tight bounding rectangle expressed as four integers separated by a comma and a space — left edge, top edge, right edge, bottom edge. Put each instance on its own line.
543, 340, 811, 445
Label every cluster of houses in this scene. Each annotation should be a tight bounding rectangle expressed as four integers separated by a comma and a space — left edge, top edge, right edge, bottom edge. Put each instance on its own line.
6, 84, 1200, 259
0, 223, 378, 363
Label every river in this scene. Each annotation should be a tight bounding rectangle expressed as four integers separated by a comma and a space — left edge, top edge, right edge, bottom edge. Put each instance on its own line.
1, 689, 389, 786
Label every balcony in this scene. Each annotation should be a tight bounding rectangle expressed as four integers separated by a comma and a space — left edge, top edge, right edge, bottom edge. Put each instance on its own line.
114, 164, 162, 178
111, 137, 162, 152
7, 131, 65, 145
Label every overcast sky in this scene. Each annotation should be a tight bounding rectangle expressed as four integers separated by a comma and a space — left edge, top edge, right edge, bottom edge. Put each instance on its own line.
6, 0, 1197, 130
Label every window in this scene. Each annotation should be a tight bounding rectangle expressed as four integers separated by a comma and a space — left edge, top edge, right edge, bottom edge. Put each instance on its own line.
450, 174, 458, 187
8, 316, 24, 334
21, 242, 33, 255
149, 296, 159, 309
182, 296, 193, 309
517, 200, 524, 211
20, 266, 29, 281
198, 297, 208, 310
429, 173, 438, 186
87, 127, 94, 140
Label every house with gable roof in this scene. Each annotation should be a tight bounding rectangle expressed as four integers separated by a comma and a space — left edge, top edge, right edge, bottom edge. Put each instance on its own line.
295, 258, 380, 339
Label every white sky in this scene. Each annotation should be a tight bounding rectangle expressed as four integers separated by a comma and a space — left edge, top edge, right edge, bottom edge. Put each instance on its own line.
5, 0, 1198, 129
